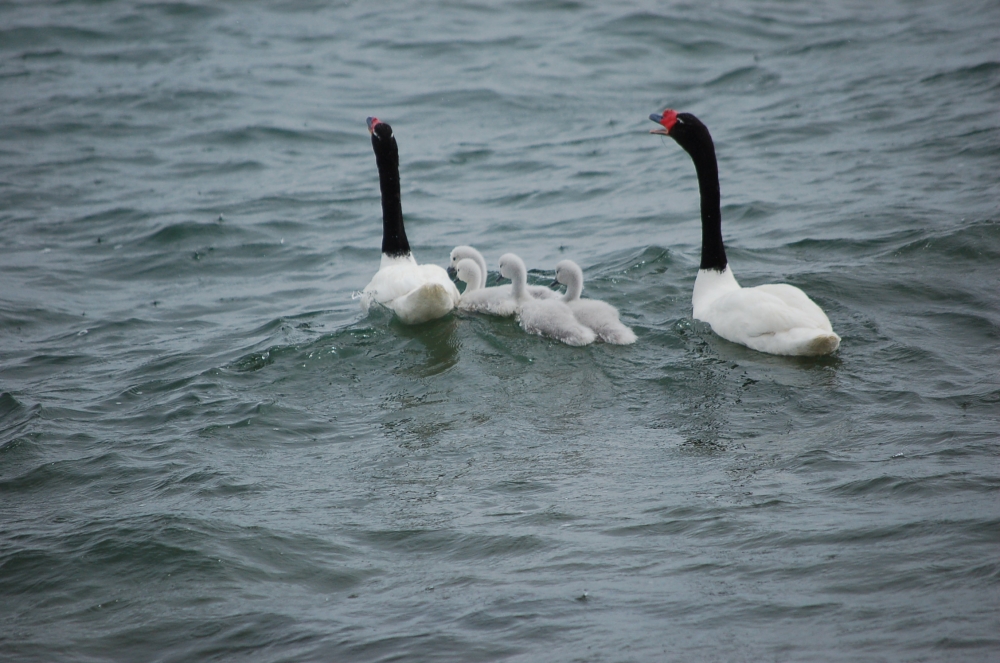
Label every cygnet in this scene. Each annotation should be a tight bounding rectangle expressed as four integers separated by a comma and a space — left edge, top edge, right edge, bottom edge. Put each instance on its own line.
498, 253, 595, 347
450, 245, 556, 300
454, 258, 517, 317
554, 260, 636, 345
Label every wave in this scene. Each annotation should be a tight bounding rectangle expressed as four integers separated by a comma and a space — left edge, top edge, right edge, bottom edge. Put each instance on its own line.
179, 126, 358, 148
0, 392, 41, 452
0, 26, 110, 50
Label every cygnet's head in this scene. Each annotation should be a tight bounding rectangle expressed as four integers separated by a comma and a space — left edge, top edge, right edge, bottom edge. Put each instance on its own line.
455, 258, 482, 290
498, 253, 525, 281
554, 260, 583, 287
554, 259, 585, 301
450, 245, 478, 269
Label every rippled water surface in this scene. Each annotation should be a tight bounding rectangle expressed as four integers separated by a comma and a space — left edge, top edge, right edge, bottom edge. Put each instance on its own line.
2, 1, 999, 661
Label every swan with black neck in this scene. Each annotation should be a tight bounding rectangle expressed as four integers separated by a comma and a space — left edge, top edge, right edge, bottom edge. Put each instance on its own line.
361, 117, 459, 325
649, 109, 839, 356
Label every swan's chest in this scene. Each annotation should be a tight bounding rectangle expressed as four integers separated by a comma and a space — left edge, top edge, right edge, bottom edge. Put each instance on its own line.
691, 267, 741, 320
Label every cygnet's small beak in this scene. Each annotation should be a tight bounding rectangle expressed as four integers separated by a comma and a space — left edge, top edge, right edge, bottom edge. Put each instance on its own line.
446, 266, 457, 280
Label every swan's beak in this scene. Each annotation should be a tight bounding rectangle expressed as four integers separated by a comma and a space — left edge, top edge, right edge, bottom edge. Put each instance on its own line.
367, 116, 379, 135
551, 278, 562, 288
446, 266, 457, 280
649, 110, 677, 135
649, 113, 668, 135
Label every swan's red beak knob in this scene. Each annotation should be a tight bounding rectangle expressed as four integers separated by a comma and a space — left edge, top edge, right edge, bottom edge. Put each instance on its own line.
367, 116, 381, 134
649, 109, 678, 135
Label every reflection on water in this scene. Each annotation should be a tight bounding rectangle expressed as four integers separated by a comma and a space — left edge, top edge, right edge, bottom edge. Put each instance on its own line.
389, 314, 461, 378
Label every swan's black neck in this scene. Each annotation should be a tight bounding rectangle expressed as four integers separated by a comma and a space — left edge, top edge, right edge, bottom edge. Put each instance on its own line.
371, 129, 410, 258
691, 146, 727, 272
671, 116, 727, 272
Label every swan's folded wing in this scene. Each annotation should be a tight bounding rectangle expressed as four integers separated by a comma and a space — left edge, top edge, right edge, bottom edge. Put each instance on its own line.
363, 264, 428, 306
752, 284, 833, 332
706, 288, 827, 341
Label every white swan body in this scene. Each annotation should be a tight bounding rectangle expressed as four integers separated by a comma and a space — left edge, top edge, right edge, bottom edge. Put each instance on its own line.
555, 260, 636, 345
499, 253, 595, 347
362, 254, 460, 325
450, 245, 556, 301
362, 116, 459, 325
454, 258, 517, 317
650, 109, 840, 356
692, 266, 839, 356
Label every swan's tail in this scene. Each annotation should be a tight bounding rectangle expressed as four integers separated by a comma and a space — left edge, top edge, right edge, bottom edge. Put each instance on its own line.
778, 327, 840, 357
801, 332, 840, 356
392, 283, 456, 325
753, 327, 841, 356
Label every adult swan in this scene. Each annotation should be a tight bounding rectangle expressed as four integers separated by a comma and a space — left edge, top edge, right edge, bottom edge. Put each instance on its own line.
360, 117, 460, 325
649, 109, 840, 356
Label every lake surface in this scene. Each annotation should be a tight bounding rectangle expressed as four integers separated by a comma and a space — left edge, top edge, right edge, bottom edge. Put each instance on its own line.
2, 1, 998, 661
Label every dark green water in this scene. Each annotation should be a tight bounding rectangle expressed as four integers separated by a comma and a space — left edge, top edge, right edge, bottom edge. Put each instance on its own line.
1, 1, 998, 661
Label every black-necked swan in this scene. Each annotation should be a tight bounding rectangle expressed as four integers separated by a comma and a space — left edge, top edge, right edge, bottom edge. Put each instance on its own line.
498, 253, 595, 347
449, 245, 556, 300
360, 117, 460, 325
554, 260, 637, 345
649, 109, 840, 356
454, 258, 518, 316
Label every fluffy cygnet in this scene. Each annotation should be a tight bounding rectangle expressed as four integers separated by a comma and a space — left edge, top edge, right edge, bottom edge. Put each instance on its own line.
454, 258, 517, 317
450, 245, 556, 300
498, 253, 595, 347
554, 260, 636, 345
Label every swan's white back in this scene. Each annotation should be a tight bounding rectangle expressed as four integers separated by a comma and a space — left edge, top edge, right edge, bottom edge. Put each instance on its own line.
693, 266, 840, 356
363, 254, 460, 325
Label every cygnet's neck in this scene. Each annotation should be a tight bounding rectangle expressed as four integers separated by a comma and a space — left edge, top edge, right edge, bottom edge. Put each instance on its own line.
453, 246, 488, 283
502, 257, 530, 302
458, 260, 484, 291
560, 265, 584, 302
510, 269, 529, 301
